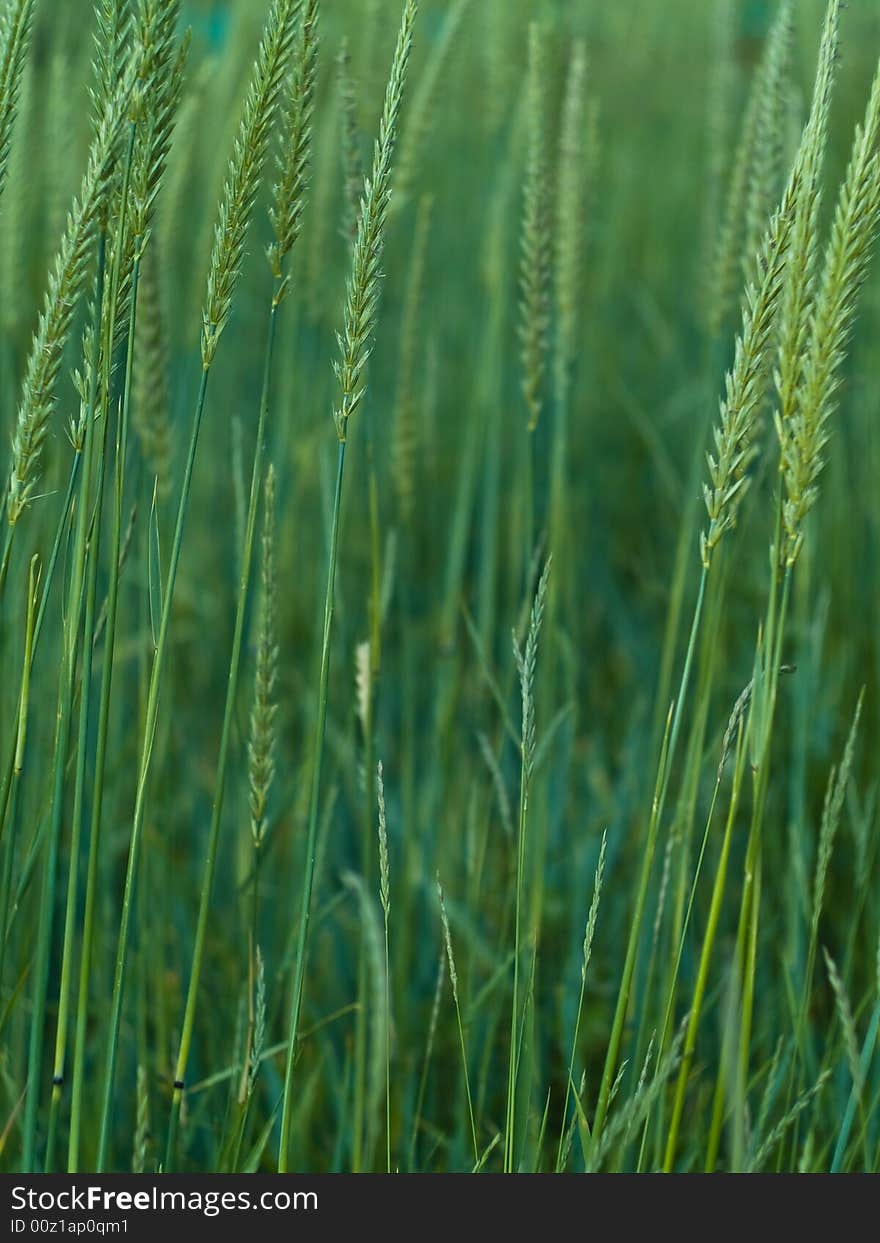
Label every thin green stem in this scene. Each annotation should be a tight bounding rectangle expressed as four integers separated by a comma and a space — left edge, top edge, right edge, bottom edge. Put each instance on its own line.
384, 917, 391, 1173
505, 687, 533, 1174
68, 240, 141, 1173
45, 381, 112, 1173
556, 967, 588, 1172
0, 557, 39, 996
453, 982, 479, 1168
278, 436, 346, 1172
591, 565, 708, 1144
20, 154, 131, 1165
663, 721, 748, 1170
96, 363, 211, 1171
353, 426, 382, 1172
164, 296, 280, 1173
705, 563, 792, 1172
0, 520, 13, 602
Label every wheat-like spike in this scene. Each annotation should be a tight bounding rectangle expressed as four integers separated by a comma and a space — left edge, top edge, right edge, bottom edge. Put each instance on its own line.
518, 21, 551, 433
129, 1, 188, 249
773, 1, 841, 481
201, 0, 299, 368
100, 1, 186, 376
92, 0, 132, 123
89, 1, 133, 304
742, 1, 793, 282
89, 0, 133, 239
247, 944, 267, 1096
512, 555, 551, 778
555, 39, 590, 381
337, 37, 362, 249
391, 193, 431, 523
71, 3, 183, 447
436, 875, 459, 1004
0, 0, 36, 207
132, 243, 171, 495
699, 0, 845, 567
823, 948, 863, 1097
377, 760, 390, 918
700, 170, 800, 567
0, 45, 31, 339
268, 0, 317, 290
248, 465, 279, 849
333, 0, 417, 441
392, 0, 472, 211
582, 830, 607, 985
5, 55, 138, 525
781, 57, 880, 566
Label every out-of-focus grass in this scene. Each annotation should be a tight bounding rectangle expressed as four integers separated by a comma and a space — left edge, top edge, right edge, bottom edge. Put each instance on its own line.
1, 0, 879, 1173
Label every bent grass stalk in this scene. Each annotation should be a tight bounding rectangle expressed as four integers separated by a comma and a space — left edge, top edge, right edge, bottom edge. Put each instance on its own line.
504, 557, 549, 1172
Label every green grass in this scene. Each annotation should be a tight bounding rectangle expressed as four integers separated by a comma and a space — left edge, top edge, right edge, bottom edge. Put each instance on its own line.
1, 0, 880, 1174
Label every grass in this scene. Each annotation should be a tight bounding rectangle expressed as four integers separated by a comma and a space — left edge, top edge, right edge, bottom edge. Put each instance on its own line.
1, 0, 880, 1174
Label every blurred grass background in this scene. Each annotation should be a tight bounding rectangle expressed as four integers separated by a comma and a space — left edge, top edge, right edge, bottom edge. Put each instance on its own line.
2, 0, 880, 1172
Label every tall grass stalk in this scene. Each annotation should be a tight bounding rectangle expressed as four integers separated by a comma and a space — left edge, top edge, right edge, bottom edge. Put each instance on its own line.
437, 876, 478, 1167
98, 0, 299, 1169
556, 830, 605, 1171
164, 0, 311, 1167
69, 3, 187, 1168
22, 79, 140, 1165
0, 0, 36, 209
663, 712, 749, 1169
590, 568, 705, 1144
277, 0, 415, 1172
376, 761, 391, 1172
504, 557, 549, 1172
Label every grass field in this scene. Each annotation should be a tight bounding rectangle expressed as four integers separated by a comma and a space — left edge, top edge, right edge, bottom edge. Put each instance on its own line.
1, 0, 880, 1174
